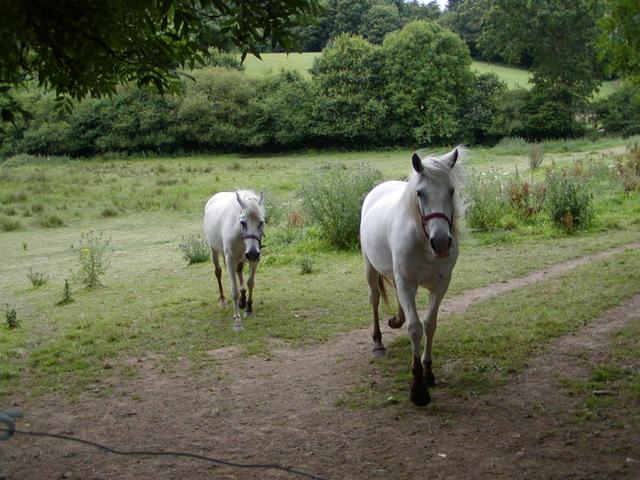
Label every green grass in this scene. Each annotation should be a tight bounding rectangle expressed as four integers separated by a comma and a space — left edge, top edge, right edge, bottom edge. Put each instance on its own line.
1, 138, 639, 399
340, 249, 640, 409
242, 53, 619, 97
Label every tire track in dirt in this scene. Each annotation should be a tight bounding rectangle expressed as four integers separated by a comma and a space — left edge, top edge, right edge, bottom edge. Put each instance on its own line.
3, 242, 640, 480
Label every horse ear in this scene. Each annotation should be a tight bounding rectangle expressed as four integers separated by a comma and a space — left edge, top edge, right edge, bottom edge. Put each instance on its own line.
258, 192, 264, 206
449, 148, 459, 168
412, 153, 424, 173
235, 192, 247, 209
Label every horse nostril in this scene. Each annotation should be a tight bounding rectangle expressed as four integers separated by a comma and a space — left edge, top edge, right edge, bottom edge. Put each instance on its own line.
448, 236, 452, 249
246, 250, 260, 262
430, 238, 437, 252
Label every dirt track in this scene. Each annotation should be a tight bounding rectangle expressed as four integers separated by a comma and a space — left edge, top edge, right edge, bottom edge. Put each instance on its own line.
2, 244, 640, 480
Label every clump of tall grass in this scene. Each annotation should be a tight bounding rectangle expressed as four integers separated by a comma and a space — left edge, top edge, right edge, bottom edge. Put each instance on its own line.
179, 234, 210, 265
74, 231, 111, 288
528, 143, 544, 169
38, 213, 65, 228
0, 215, 22, 231
27, 268, 49, 289
465, 169, 509, 230
545, 169, 594, 232
300, 162, 382, 249
616, 144, 640, 194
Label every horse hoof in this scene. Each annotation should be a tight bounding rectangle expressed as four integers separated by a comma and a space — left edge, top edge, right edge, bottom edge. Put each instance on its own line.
372, 346, 386, 357
244, 310, 254, 319
232, 323, 244, 332
219, 299, 229, 307
388, 315, 404, 329
410, 387, 431, 406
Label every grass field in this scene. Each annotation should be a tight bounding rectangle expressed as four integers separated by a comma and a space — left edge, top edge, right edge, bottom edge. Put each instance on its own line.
243, 53, 618, 97
1, 137, 639, 401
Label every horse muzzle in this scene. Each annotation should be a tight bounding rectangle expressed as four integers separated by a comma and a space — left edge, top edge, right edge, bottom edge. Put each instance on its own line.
245, 249, 260, 262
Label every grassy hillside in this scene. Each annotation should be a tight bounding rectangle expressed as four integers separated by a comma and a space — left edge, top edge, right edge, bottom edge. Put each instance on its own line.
243, 53, 617, 97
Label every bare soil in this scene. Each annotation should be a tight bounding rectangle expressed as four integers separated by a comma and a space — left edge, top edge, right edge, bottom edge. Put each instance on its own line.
2, 245, 640, 480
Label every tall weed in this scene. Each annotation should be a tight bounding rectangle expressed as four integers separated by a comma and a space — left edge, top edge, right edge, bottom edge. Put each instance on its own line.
465, 169, 509, 230
300, 163, 381, 249
545, 169, 594, 232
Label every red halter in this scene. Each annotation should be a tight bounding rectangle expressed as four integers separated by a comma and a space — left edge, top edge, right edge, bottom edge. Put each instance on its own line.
415, 197, 452, 239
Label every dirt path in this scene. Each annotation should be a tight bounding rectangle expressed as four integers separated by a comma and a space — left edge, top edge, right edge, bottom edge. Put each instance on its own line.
2, 244, 640, 480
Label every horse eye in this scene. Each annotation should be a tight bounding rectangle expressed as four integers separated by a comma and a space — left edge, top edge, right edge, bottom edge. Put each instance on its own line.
450, 188, 455, 196
240, 220, 247, 228
259, 221, 264, 229
416, 191, 422, 198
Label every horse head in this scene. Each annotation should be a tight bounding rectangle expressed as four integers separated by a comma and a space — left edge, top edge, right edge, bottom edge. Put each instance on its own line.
411, 148, 459, 259
236, 191, 265, 262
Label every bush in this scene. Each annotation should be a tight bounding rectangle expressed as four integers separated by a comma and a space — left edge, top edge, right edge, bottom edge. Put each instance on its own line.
0, 215, 21, 231
179, 234, 210, 265
594, 83, 640, 137
38, 213, 65, 228
465, 169, 509, 230
27, 268, 49, 289
300, 162, 382, 249
5, 305, 18, 329
75, 231, 111, 288
508, 178, 546, 219
545, 170, 594, 231
616, 144, 640, 194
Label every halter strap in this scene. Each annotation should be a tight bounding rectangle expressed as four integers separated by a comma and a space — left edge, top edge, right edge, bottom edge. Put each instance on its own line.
415, 197, 452, 239
241, 233, 263, 245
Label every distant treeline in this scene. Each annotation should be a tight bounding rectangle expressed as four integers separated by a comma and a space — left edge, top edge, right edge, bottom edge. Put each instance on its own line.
1, 22, 639, 158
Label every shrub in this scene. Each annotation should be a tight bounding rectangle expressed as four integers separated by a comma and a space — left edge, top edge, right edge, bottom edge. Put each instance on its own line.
0, 215, 22, 231
38, 213, 65, 228
594, 83, 640, 137
616, 145, 640, 194
298, 256, 314, 274
300, 162, 382, 249
508, 178, 546, 219
465, 169, 509, 230
545, 169, 594, 231
56, 279, 74, 306
5, 305, 18, 329
179, 234, 210, 265
27, 268, 49, 289
75, 231, 111, 288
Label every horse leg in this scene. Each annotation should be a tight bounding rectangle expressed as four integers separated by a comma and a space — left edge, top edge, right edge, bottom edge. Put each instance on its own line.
421, 290, 444, 388
236, 262, 247, 309
224, 252, 243, 332
396, 277, 430, 406
365, 256, 385, 356
211, 249, 227, 306
387, 305, 405, 329
244, 261, 258, 318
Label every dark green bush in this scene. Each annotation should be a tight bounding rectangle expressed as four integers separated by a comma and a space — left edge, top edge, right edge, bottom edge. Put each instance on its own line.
594, 83, 640, 137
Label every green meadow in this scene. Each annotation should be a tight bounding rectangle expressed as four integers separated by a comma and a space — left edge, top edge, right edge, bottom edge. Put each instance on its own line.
1, 137, 639, 403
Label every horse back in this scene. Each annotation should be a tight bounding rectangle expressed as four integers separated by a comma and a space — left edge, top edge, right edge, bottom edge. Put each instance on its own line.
203, 192, 241, 252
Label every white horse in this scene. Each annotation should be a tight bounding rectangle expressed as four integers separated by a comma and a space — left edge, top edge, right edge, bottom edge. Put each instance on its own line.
204, 190, 265, 332
360, 148, 465, 405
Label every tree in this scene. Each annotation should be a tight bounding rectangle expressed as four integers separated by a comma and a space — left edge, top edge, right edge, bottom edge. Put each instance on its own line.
480, 0, 601, 104
360, 3, 402, 44
442, 0, 490, 58
381, 20, 474, 144
0, 0, 321, 121
311, 34, 387, 144
597, 0, 640, 84
325, 0, 372, 38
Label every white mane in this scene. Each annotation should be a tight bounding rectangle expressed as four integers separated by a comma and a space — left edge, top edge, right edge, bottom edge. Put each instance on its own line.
236, 190, 265, 219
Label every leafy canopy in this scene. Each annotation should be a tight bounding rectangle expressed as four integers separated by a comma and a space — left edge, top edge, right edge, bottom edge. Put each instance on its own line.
0, 0, 321, 120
